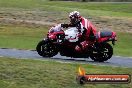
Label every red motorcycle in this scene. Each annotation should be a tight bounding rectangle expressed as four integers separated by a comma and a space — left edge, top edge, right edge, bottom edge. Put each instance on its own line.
36, 26, 117, 62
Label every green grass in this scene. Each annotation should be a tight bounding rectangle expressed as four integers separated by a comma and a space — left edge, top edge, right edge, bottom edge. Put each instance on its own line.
0, 0, 132, 17
0, 25, 48, 49
114, 32, 132, 56
39, 1, 132, 17
0, 57, 131, 88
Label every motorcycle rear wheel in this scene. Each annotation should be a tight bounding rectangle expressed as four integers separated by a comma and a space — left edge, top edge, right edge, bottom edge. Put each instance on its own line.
90, 42, 113, 62
36, 39, 58, 57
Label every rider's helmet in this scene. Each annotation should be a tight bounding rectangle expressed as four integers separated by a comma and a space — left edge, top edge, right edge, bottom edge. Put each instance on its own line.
69, 11, 81, 25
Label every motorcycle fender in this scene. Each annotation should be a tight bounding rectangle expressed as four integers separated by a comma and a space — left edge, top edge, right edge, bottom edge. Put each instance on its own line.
43, 38, 47, 41
43, 38, 49, 42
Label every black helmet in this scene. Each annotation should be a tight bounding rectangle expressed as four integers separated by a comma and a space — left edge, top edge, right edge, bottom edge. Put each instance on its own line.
69, 11, 81, 25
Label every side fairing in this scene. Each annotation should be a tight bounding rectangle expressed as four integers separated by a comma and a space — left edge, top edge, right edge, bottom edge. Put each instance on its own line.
64, 27, 79, 42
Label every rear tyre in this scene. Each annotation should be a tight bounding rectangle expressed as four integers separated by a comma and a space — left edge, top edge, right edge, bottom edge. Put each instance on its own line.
90, 42, 113, 62
36, 39, 58, 57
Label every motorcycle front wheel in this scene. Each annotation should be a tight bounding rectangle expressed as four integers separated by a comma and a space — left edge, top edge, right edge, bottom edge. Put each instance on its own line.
36, 39, 58, 57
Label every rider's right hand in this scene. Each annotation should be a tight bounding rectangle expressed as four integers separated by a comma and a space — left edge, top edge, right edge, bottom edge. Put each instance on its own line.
61, 24, 69, 28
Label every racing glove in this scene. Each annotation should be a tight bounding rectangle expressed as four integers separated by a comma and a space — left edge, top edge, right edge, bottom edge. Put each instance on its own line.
61, 24, 69, 28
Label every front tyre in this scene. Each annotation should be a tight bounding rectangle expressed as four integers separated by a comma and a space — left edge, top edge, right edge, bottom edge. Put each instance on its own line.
36, 40, 58, 57
90, 43, 113, 62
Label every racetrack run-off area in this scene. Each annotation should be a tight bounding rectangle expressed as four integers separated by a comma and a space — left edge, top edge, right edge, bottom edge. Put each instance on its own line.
0, 48, 132, 68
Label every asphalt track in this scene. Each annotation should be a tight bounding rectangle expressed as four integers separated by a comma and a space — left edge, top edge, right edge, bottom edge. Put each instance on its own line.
0, 48, 132, 68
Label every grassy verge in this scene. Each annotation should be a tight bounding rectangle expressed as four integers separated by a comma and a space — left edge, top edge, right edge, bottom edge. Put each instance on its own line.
114, 32, 132, 57
0, 25, 48, 49
0, 0, 132, 17
0, 57, 131, 88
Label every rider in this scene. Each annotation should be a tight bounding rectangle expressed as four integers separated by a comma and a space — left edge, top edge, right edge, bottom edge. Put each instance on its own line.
61, 11, 97, 52
52, 11, 97, 52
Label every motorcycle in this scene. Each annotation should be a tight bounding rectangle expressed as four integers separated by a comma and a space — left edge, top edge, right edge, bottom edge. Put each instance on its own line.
36, 26, 117, 62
